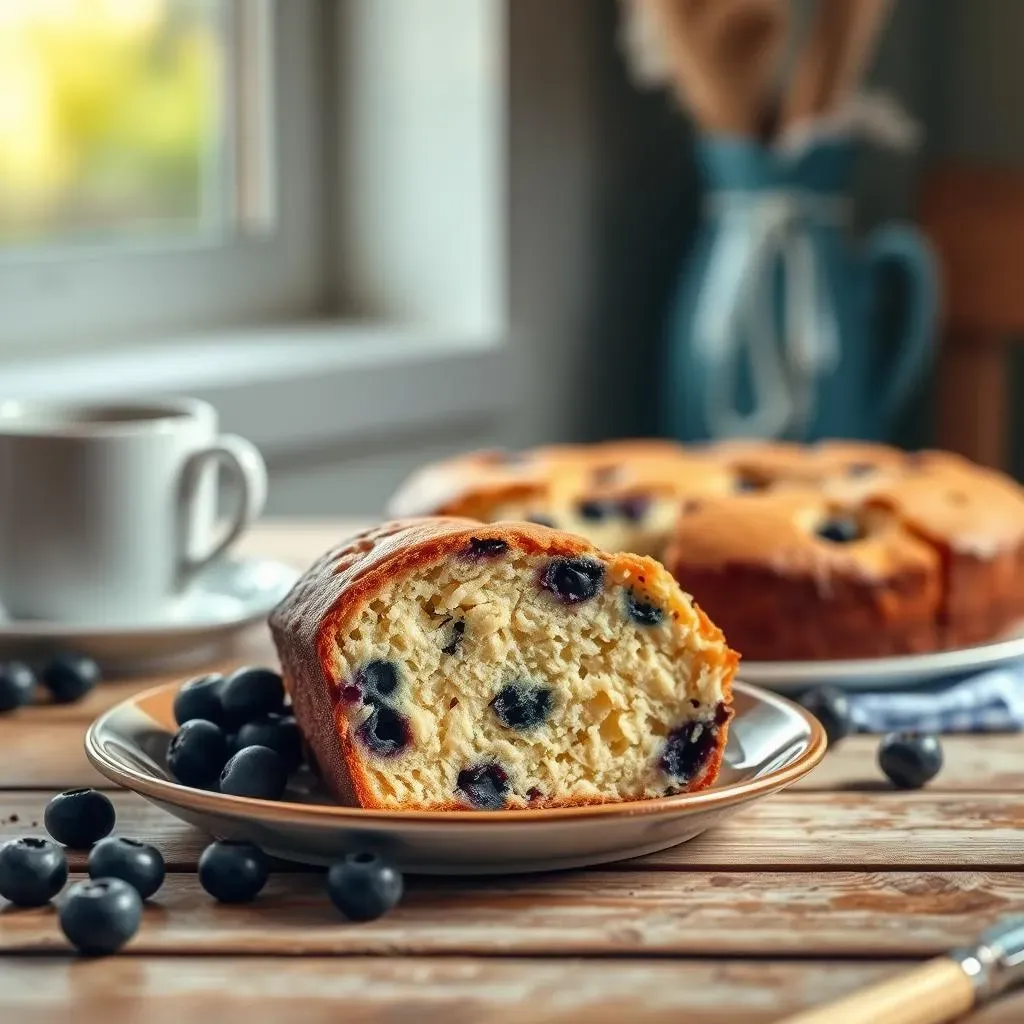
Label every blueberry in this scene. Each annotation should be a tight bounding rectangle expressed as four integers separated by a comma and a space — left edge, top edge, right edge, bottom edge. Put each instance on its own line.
220, 666, 286, 727
734, 476, 764, 493
198, 840, 269, 903
45, 789, 116, 849
577, 498, 613, 522
167, 719, 229, 789
441, 621, 466, 656
540, 557, 605, 604
660, 720, 719, 783
173, 674, 226, 727
357, 660, 400, 706
219, 745, 288, 801
847, 461, 876, 477
816, 517, 863, 544
42, 653, 100, 704
626, 592, 663, 626
878, 732, 943, 790
0, 662, 35, 713
466, 536, 509, 558
618, 496, 651, 523
59, 877, 142, 956
0, 837, 68, 906
798, 686, 853, 746
457, 763, 510, 810
491, 683, 553, 731
356, 706, 411, 758
87, 837, 165, 900
327, 851, 404, 922
235, 715, 303, 773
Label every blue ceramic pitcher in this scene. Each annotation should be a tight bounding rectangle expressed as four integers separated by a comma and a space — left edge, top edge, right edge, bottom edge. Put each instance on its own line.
663, 136, 937, 443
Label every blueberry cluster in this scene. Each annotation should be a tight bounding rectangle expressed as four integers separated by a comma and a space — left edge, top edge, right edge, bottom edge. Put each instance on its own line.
798, 686, 944, 790
168, 667, 300, 800
338, 660, 412, 759
0, 783, 406, 956
0, 653, 100, 714
0, 787, 165, 956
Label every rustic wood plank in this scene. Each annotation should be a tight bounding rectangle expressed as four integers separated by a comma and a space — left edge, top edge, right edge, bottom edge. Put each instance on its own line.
2, 870, 1022, 958
7, 956, 1020, 1024
3, 791, 1021, 871
795, 735, 1024, 793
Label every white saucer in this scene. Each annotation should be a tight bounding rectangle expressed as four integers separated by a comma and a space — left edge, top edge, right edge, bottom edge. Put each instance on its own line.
0, 558, 299, 673
742, 624, 1024, 693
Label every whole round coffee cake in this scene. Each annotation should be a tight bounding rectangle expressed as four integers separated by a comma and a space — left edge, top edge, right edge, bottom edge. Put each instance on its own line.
388, 440, 1024, 661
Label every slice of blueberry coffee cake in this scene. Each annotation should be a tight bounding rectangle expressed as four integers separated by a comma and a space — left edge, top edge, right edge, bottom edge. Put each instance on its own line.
269, 519, 737, 811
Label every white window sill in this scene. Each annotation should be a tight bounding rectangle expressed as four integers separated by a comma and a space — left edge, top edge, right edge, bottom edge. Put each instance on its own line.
0, 322, 513, 457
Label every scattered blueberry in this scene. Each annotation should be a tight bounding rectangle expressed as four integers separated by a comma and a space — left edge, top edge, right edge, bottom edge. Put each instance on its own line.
577, 498, 613, 522
59, 877, 142, 955
167, 719, 229, 789
466, 537, 509, 558
441, 621, 466, 656
356, 707, 412, 758
878, 732, 944, 790
618, 495, 651, 523
491, 682, 553, 731
198, 840, 269, 903
626, 592, 663, 626
0, 662, 35, 713
357, 661, 400, 706
88, 838, 165, 900
799, 686, 853, 746
219, 745, 288, 801
42, 654, 100, 705
235, 715, 303, 773
540, 557, 605, 604
327, 851, 404, 922
220, 666, 286, 727
816, 516, 863, 544
0, 837, 68, 906
457, 763, 510, 810
173, 674, 226, 727
660, 720, 719, 783
44, 789, 116, 849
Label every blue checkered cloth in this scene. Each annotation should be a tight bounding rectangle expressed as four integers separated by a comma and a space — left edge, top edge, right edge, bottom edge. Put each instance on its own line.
846, 666, 1024, 734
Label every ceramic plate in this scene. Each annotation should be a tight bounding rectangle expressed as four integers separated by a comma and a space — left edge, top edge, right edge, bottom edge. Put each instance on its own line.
86, 680, 825, 875
742, 624, 1024, 694
0, 558, 299, 673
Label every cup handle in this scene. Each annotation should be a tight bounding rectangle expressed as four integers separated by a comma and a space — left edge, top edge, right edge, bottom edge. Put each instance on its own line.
181, 434, 268, 581
864, 223, 940, 424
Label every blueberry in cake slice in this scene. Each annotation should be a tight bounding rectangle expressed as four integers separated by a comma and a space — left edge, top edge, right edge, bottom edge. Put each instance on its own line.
269, 518, 737, 811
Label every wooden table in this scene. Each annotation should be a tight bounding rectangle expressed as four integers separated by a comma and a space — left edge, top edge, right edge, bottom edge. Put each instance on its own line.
2, 521, 1024, 1023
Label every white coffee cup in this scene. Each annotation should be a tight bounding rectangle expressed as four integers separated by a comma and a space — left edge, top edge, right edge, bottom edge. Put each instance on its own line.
0, 397, 268, 624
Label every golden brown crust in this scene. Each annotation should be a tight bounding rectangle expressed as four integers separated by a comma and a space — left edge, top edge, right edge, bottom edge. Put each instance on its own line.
387, 439, 1024, 660
270, 517, 736, 810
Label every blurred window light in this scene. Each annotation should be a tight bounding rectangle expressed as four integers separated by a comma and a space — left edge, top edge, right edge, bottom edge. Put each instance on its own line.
0, 0, 273, 250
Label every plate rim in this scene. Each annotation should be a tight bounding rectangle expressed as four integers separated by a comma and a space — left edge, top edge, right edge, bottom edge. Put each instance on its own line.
0, 557, 299, 640
741, 628, 1024, 687
85, 678, 827, 827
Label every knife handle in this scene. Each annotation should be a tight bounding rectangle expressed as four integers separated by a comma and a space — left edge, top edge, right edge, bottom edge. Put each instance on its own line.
777, 957, 976, 1024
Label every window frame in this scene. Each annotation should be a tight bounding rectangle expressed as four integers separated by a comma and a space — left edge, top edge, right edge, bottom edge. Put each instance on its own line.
0, 0, 329, 357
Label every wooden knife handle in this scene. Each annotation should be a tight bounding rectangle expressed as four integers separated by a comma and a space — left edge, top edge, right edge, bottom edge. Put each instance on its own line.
777, 957, 976, 1024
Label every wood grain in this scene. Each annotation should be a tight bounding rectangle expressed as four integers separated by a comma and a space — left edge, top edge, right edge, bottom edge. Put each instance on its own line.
795, 736, 1024, 793
3, 870, 1022, 958
8, 957, 1022, 1024
3, 791, 1020, 872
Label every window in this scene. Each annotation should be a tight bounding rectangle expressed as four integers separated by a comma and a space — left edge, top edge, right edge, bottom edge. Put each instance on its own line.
0, 0, 324, 354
